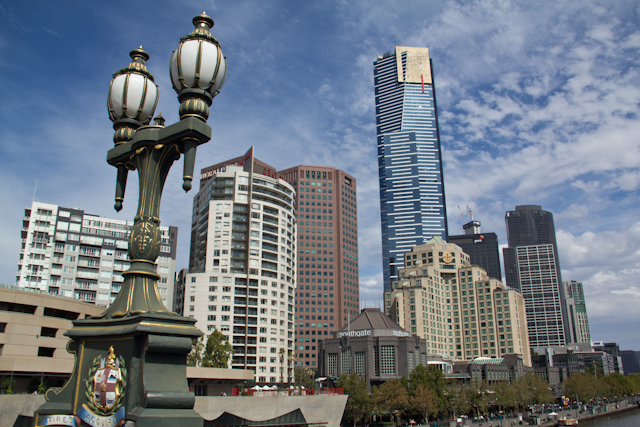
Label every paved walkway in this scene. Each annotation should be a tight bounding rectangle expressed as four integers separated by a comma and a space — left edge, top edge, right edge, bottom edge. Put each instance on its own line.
417, 397, 637, 427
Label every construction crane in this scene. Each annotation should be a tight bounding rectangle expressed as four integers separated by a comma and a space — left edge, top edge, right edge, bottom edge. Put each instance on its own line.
456, 205, 466, 228
465, 183, 481, 222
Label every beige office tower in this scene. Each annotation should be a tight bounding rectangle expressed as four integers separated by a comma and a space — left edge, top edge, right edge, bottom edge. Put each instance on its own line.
384, 237, 531, 366
184, 148, 297, 384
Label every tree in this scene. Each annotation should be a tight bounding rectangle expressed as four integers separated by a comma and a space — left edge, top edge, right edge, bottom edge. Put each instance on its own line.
585, 361, 604, 378
563, 373, 598, 402
409, 385, 438, 423
377, 378, 409, 418
408, 364, 447, 414
2, 377, 14, 394
337, 373, 374, 427
627, 373, 640, 395
601, 372, 633, 397
449, 383, 473, 417
201, 329, 234, 368
493, 381, 518, 411
187, 336, 205, 367
468, 379, 491, 416
513, 373, 554, 409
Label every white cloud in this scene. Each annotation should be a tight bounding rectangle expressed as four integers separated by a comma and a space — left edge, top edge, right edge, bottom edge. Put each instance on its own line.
2, 0, 640, 349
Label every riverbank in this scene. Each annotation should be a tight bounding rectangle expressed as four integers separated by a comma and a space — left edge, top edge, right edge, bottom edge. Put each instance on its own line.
540, 402, 639, 427
437, 397, 638, 427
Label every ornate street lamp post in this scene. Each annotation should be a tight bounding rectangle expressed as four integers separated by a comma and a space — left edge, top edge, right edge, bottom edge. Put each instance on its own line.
35, 14, 226, 427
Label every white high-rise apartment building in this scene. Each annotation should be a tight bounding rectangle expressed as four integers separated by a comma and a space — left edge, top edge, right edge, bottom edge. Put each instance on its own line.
183, 155, 296, 384
563, 280, 591, 345
16, 201, 178, 310
513, 244, 565, 348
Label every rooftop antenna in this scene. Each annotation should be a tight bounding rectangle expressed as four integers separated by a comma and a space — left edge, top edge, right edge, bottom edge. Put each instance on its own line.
32, 180, 38, 203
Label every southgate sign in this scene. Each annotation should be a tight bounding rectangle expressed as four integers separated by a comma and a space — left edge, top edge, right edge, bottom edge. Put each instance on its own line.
337, 329, 410, 338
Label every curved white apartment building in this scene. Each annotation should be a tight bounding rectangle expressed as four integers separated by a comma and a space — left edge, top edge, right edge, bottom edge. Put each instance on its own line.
186, 163, 296, 384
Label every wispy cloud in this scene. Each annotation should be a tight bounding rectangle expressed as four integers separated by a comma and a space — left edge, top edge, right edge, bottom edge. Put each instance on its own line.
2, 0, 640, 349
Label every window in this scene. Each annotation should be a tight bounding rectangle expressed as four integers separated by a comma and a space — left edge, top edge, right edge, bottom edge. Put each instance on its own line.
38, 347, 55, 357
40, 327, 57, 338
355, 352, 365, 375
380, 345, 396, 375
341, 348, 351, 375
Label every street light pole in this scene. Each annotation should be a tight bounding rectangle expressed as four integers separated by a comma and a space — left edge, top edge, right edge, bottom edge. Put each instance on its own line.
35, 14, 226, 427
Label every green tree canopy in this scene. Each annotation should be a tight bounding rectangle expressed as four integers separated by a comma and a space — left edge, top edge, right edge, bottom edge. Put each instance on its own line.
563, 373, 598, 401
409, 385, 438, 422
408, 364, 447, 412
201, 328, 234, 368
377, 378, 409, 416
513, 373, 554, 409
492, 381, 518, 411
467, 379, 491, 415
337, 373, 374, 427
187, 336, 205, 367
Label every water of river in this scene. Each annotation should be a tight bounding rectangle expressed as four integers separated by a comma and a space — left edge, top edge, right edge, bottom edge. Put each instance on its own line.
578, 407, 640, 427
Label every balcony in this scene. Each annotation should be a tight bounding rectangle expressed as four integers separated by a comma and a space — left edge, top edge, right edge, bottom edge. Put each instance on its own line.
78, 259, 100, 268
263, 216, 278, 225
262, 224, 278, 234
262, 253, 277, 261
263, 207, 278, 216
75, 291, 96, 302
262, 242, 278, 252
233, 214, 247, 222
79, 248, 101, 257
263, 234, 278, 243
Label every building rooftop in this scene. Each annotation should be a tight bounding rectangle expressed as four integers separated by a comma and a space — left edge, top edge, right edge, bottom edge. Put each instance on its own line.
339, 308, 405, 332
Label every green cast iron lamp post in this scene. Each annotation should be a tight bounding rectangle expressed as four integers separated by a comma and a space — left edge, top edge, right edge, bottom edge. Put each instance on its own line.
35, 14, 226, 427
101, 13, 226, 318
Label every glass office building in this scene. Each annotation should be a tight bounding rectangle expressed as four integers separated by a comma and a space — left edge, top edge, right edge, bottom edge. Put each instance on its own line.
374, 46, 448, 291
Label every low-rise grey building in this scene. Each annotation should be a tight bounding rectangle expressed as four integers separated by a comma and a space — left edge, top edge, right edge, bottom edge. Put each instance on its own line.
451, 353, 527, 385
317, 308, 452, 388
592, 342, 624, 375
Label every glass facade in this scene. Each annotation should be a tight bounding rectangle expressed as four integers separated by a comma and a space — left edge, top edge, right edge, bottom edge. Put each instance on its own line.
503, 205, 569, 347
374, 47, 448, 292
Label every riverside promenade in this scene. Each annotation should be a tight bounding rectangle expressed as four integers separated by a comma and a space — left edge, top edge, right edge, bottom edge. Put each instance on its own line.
427, 396, 638, 427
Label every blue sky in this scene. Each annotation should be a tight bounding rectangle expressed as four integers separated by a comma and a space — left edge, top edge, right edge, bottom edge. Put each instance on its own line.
1, 1, 640, 350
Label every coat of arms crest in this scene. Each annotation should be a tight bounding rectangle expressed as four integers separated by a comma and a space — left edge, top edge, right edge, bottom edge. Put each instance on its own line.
83, 346, 127, 416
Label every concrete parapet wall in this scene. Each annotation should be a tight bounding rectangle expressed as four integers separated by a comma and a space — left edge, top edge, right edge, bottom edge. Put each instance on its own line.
0, 395, 45, 427
195, 395, 348, 427
0, 394, 347, 427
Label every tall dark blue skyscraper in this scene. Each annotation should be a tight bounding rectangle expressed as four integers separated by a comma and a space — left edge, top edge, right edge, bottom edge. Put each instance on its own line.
374, 47, 448, 291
